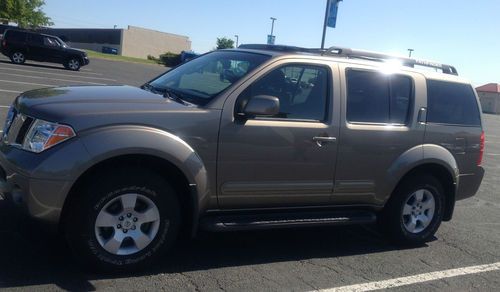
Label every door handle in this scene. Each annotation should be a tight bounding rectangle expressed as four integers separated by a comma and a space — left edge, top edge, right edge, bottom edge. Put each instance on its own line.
313, 136, 337, 147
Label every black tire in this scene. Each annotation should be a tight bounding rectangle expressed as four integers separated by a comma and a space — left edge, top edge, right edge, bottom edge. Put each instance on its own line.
65, 58, 81, 71
65, 168, 181, 272
379, 175, 445, 245
10, 51, 26, 64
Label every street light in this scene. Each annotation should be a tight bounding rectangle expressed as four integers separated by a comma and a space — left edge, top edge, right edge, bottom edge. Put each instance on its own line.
408, 48, 414, 58
270, 17, 277, 37
234, 35, 239, 47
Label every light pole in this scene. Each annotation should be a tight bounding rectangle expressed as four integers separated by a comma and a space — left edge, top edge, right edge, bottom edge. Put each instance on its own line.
270, 17, 277, 37
234, 35, 239, 47
408, 48, 414, 58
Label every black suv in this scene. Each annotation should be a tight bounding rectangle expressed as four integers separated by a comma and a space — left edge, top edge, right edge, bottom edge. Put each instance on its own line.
1, 29, 89, 71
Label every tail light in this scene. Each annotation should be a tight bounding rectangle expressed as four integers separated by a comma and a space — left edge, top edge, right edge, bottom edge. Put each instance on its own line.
1, 40, 6, 47
478, 131, 485, 166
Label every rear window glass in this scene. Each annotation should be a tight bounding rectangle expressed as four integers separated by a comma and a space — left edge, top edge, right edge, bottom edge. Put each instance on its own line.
427, 80, 481, 126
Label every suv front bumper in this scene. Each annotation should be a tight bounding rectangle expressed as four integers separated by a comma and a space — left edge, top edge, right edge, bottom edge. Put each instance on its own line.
0, 138, 91, 224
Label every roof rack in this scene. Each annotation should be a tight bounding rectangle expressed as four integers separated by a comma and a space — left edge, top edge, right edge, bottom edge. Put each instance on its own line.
323, 46, 458, 75
238, 44, 458, 76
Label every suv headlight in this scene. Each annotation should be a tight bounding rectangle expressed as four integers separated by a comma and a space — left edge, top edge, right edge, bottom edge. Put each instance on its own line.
22, 119, 76, 153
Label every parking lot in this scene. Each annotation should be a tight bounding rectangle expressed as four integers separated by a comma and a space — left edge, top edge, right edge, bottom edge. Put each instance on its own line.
0, 56, 499, 291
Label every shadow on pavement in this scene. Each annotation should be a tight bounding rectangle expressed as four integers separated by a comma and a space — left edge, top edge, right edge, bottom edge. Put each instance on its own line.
0, 200, 429, 291
0, 59, 67, 71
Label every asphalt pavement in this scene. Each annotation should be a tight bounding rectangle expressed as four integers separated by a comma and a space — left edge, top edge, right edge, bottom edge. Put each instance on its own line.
0, 56, 499, 291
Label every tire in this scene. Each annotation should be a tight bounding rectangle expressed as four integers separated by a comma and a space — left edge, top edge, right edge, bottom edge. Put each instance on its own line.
379, 175, 445, 245
10, 51, 26, 64
65, 168, 181, 272
65, 58, 81, 71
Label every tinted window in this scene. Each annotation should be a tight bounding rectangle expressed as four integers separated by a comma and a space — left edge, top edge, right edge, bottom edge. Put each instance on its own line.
28, 33, 44, 45
347, 70, 412, 124
43, 37, 60, 47
5, 30, 26, 42
427, 80, 481, 126
239, 64, 329, 121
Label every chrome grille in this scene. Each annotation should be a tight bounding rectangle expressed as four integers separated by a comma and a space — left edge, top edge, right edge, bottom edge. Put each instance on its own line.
3, 110, 33, 146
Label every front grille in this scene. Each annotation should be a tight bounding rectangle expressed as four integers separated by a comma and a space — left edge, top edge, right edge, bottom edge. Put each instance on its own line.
3, 110, 34, 146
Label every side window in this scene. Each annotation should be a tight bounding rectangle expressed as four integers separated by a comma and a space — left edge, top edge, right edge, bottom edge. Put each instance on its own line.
28, 34, 44, 45
6, 31, 26, 42
239, 64, 329, 121
346, 70, 412, 124
43, 37, 60, 47
427, 80, 481, 126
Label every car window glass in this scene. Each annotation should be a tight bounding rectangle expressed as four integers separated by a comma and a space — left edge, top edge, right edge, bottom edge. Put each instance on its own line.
427, 80, 481, 126
6, 30, 25, 42
29, 34, 44, 45
347, 70, 412, 124
238, 64, 329, 121
44, 37, 59, 47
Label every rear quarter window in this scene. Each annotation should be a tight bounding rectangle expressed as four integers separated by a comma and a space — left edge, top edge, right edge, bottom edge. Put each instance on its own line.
5, 30, 26, 42
427, 80, 481, 126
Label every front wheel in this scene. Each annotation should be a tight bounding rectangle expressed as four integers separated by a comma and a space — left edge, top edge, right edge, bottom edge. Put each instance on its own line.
380, 175, 445, 245
65, 58, 81, 71
10, 51, 26, 64
66, 168, 181, 272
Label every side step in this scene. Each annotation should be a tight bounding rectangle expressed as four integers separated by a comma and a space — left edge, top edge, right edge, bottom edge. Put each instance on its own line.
200, 210, 377, 232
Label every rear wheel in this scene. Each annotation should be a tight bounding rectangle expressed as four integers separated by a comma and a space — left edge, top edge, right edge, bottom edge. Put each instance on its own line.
380, 175, 445, 245
10, 51, 26, 64
66, 168, 181, 272
65, 58, 81, 71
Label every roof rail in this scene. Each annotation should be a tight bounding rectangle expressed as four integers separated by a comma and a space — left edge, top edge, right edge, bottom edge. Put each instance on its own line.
323, 46, 458, 75
238, 44, 321, 54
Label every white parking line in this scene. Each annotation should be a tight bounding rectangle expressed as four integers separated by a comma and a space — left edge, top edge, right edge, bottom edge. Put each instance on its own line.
0, 89, 21, 93
486, 153, 500, 156
0, 79, 51, 87
0, 67, 116, 82
313, 261, 500, 292
0, 72, 106, 85
0, 105, 10, 108
0, 61, 103, 76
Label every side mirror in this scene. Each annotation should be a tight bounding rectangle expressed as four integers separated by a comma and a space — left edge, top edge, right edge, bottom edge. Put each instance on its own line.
242, 95, 280, 117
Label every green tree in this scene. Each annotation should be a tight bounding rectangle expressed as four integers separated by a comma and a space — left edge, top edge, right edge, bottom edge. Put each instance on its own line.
0, 0, 53, 28
216, 37, 235, 50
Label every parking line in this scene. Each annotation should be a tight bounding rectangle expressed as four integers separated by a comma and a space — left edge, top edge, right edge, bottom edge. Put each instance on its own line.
0, 105, 10, 108
0, 89, 21, 93
313, 261, 500, 292
0, 67, 117, 82
0, 79, 51, 87
0, 72, 106, 85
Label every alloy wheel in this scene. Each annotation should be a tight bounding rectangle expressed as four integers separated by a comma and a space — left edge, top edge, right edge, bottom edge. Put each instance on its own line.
402, 189, 435, 234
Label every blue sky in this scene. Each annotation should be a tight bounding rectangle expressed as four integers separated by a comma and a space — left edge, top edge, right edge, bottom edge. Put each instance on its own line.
44, 0, 499, 86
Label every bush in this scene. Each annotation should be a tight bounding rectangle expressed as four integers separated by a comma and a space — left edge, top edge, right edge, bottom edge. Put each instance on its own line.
147, 55, 159, 61
159, 52, 181, 67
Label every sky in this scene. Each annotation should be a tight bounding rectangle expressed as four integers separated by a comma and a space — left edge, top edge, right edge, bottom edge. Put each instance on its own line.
43, 0, 499, 86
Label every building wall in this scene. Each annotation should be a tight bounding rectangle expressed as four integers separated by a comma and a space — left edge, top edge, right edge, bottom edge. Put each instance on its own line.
478, 91, 500, 114
121, 26, 191, 59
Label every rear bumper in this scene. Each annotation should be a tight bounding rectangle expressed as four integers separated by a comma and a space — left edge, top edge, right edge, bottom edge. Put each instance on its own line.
456, 166, 485, 201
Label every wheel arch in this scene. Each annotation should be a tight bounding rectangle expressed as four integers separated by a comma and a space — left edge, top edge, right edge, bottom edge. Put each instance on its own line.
385, 144, 459, 221
60, 153, 197, 235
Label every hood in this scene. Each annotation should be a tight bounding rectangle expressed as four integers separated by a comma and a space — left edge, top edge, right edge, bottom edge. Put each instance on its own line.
64, 46, 86, 55
14, 85, 213, 132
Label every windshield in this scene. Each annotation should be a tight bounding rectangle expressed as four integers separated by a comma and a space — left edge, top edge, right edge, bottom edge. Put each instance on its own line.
147, 50, 270, 105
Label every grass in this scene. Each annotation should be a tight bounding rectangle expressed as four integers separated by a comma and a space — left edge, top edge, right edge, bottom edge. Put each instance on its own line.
84, 50, 161, 65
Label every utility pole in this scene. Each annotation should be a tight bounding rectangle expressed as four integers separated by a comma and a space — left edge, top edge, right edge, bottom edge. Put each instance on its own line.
234, 35, 239, 47
408, 48, 414, 58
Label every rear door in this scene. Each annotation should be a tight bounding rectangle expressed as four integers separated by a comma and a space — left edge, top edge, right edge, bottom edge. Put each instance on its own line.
333, 64, 426, 205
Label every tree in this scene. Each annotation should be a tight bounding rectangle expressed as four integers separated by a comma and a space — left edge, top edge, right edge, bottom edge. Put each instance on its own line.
216, 37, 235, 50
0, 0, 53, 28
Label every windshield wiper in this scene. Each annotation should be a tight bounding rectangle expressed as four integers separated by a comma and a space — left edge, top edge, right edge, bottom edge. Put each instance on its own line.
141, 83, 163, 95
163, 87, 191, 106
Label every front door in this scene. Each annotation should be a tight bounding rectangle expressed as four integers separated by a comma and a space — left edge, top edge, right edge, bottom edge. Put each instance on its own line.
217, 61, 340, 208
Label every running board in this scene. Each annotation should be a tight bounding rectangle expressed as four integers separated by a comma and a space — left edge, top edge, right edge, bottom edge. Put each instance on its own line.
200, 210, 377, 232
